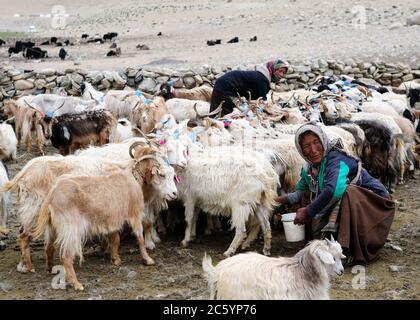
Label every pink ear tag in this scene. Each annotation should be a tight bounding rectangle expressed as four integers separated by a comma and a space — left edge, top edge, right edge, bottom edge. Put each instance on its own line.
159, 139, 166, 145
175, 175, 182, 183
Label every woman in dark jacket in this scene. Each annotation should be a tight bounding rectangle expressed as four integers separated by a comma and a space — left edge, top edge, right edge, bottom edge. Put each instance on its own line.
210, 58, 289, 116
278, 123, 395, 265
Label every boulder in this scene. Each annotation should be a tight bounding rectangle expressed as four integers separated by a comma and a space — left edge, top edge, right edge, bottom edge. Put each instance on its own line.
14, 79, 34, 90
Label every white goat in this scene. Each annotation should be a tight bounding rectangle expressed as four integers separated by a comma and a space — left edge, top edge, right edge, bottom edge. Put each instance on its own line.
202, 237, 345, 300
0, 122, 17, 160
177, 146, 278, 257
0, 161, 10, 234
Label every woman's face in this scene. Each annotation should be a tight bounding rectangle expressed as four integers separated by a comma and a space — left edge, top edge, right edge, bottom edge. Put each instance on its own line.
273, 67, 287, 81
301, 133, 324, 165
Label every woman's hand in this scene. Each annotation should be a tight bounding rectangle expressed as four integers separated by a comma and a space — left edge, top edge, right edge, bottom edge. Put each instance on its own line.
277, 196, 287, 205
294, 207, 308, 225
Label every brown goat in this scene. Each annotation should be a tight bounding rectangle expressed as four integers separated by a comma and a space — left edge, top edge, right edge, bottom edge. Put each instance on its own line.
33, 146, 177, 290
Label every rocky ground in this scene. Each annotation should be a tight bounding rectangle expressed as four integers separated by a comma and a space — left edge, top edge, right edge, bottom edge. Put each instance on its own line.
0, 0, 419, 70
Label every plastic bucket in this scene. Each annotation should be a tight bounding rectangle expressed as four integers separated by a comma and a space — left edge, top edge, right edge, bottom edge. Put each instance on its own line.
281, 212, 305, 242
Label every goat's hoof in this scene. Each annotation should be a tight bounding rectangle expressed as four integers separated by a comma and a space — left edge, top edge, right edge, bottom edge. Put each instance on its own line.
73, 282, 84, 291
241, 243, 251, 250
180, 240, 189, 247
144, 258, 155, 266
145, 241, 155, 250
112, 258, 122, 266
223, 250, 233, 258
263, 248, 271, 256
17, 262, 35, 274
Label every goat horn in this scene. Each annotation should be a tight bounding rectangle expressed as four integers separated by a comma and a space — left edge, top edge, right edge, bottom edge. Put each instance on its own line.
23, 99, 37, 110
193, 103, 202, 117
197, 101, 223, 118
5, 116, 15, 123
247, 91, 252, 102
136, 154, 162, 165
53, 100, 66, 113
271, 91, 275, 104
129, 141, 149, 158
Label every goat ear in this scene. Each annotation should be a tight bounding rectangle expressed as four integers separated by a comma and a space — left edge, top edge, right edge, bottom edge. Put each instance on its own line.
317, 249, 335, 265
329, 234, 336, 243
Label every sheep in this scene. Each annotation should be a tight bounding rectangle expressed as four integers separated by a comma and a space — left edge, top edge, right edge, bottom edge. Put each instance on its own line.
202, 237, 345, 300
0, 161, 10, 235
159, 83, 213, 102
0, 122, 17, 160
177, 145, 278, 257
33, 147, 178, 290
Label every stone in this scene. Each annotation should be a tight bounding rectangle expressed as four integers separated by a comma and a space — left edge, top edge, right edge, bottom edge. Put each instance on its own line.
92, 73, 104, 85
45, 81, 57, 89
407, 12, 420, 26
14, 79, 34, 90
391, 79, 402, 87
389, 265, 402, 272
412, 70, 420, 78
156, 76, 170, 84
46, 75, 57, 83
101, 79, 112, 89
318, 59, 328, 68
126, 68, 137, 78
402, 74, 414, 82
169, 77, 184, 88
194, 74, 203, 85
214, 72, 224, 80
126, 78, 136, 87
138, 78, 157, 93
113, 72, 127, 88
357, 77, 381, 87
71, 73, 84, 84
295, 65, 311, 73
211, 66, 223, 75
300, 74, 309, 82
38, 68, 56, 76
324, 69, 334, 77
285, 73, 300, 79
183, 76, 196, 89
389, 22, 403, 30
75, 68, 88, 76
12, 74, 24, 81
35, 79, 47, 89
140, 70, 158, 78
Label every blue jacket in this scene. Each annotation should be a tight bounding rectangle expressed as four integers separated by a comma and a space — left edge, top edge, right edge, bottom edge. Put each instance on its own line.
288, 148, 389, 218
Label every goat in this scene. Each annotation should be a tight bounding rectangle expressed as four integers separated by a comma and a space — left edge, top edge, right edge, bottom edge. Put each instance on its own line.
2, 154, 128, 273
202, 237, 345, 300
50, 109, 117, 155
177, 146, 278, 257
159, 83, 213, 102
0, 121, 18, 160
33, 147, 177, 290
0, 161, 9, 235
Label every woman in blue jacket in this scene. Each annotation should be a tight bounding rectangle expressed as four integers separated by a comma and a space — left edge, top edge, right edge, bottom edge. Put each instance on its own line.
278, 123, 395, 265
210, 58, 289, 116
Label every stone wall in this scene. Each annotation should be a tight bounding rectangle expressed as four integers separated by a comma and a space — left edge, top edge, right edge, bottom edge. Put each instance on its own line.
1, 59, 420, 103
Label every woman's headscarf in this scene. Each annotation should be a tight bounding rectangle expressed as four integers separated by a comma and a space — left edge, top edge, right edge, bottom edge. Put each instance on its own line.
266, 58, 290, 82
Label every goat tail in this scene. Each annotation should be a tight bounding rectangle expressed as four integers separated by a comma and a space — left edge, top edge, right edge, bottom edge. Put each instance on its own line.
202, 253, 217, 300
32, 194, 52, 240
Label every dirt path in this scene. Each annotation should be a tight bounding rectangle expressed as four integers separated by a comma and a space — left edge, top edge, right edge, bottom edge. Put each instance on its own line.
0, 145, 418, 300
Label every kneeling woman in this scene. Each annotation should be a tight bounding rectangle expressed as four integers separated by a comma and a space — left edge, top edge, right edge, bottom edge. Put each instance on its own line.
278, 123, 395, 265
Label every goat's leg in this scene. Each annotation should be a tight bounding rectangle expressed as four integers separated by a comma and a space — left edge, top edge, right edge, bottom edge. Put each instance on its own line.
150, 209, 161, 244
181, 199, 198, 247
155, 212, 167, 235
26, 133, 32, 153
108, 232, 121, 266
62, 255, 83, 291
143, 219, 155, 250
17, 228, 35, 273
204, 214, 214, 235
190, 207, 200, 240
131, 216, 154, 265
223, 227, 247, 257
241, 216, 261, 250
45, 241, 55, 273
398, 163, 405, 185
255, 207, 272, 256
35, 124, 44, 155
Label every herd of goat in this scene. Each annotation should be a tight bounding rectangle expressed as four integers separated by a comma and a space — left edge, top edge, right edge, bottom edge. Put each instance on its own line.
1, 33, 120, 60
0, 74, 419, 296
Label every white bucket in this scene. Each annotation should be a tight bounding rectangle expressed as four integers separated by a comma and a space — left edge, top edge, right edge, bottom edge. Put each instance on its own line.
281, 212, 305, 242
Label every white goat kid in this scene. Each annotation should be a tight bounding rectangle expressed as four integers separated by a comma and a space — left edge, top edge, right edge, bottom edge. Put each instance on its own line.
202, 236, 345, 300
